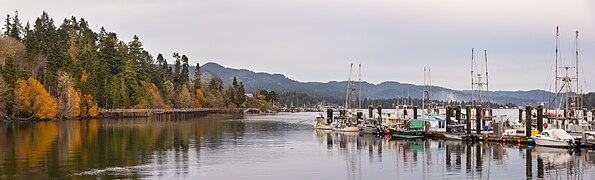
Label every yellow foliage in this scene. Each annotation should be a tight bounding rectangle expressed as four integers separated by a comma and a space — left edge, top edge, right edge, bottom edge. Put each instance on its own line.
14, 77, 58, 119
81, 70, 88, 82
81, 94, 99, 117
193, 89, 206, 108
67, 87, 81, 117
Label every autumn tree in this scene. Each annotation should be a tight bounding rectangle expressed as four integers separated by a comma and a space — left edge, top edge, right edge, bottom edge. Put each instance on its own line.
14, 77, 57, 119
176, 84, 192, 108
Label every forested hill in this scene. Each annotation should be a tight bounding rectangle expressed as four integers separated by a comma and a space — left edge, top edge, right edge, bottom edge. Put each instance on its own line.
0, 11, 255, 119
194, 62, 567, 106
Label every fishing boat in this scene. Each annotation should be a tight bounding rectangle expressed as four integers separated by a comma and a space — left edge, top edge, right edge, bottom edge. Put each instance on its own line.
532, 129, 576, 147
313, 109, 334, 130
391, 119, 427, 138
443, 124, 468, 140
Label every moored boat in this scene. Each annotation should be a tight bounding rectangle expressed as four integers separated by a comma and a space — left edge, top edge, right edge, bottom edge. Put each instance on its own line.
391, 119, 427, 138
532, 129, 576, 148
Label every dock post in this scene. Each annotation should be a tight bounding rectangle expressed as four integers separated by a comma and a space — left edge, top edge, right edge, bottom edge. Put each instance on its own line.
455, 106, 461, 123
466, 105, 472, 134
526, 148, 532, 178
536, 105, 543, 132
368, 106, 373, 118
525, 106, 532, 137
446, 106, 452, 132
413, 106, 418, 119
476, 106, 482, 134
519, 109, 523, 124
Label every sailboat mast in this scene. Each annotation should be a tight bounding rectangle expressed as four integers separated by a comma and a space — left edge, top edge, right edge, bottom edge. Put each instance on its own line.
358, 64, 362, 110
423, 67, 426, 111
345, 63, 353, 109
471, 48, 475, 107
484, 50, 490, 112
575, 30, 581, 109
555, 26, 560, 113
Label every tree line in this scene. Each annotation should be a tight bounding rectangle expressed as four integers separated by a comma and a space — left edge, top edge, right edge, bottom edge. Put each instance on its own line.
0, 11, 272, 120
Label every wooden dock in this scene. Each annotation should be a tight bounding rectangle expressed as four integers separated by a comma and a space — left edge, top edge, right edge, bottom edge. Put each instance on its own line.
99, 108, 244, 118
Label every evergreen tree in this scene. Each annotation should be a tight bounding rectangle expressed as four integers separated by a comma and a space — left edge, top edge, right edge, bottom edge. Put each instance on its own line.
9, 11, 23, 40
172, 52, 181, 89
193, 62, 201, 90
181, 55, 189, 83
3, 14, 10, 36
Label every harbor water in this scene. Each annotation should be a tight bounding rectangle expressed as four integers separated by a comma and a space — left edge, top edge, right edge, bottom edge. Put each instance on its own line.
0, 112, 593, 179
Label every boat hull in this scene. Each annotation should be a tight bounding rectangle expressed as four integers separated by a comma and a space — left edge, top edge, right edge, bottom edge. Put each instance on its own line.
391, 129, 425, 138
314, 124, 333, 130
443, 133, 463, 140
533, 137, 573, 147
333, 126, 361, 132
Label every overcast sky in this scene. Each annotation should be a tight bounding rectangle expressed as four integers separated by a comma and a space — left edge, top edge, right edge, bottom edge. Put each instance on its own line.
2, 0, 594, 92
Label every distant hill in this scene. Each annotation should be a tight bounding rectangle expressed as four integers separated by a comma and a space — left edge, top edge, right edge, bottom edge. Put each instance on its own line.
190, 62, 556, 106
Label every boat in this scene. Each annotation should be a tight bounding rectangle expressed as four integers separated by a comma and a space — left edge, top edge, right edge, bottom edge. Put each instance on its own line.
313, 109, 334, 130
443, 124, 468, 140
532, 129, 576, 147
582, 131, 595, 147
332, 117, 361, 132
391, 119, 427, 138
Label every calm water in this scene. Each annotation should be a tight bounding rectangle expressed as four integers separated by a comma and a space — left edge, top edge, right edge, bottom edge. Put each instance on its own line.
0, 112, 594, 179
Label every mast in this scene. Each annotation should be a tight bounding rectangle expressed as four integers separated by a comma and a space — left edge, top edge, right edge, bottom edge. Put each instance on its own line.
358, 64, 362, 110
423, 67, 426, 111
484, 50, 490, 112
575, 30, 581, 109
554, 26, 559, 113
345, 63, 353, 109
471, 48, 475, 107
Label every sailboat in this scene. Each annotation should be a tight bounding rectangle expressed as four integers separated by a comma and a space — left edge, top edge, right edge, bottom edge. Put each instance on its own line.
331, 63, 362, 132
420, 67, 446, 129
533, 27, 582, 147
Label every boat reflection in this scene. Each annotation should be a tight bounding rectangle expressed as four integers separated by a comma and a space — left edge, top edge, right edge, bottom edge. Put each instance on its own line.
314, 131, 595, 179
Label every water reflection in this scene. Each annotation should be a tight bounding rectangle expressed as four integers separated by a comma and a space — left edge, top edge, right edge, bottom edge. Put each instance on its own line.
314, 130, 595, 179
0, 113, 593, 179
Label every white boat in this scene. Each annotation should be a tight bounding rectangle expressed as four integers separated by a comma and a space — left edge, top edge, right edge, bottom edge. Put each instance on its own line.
532, 129, 576, 148
443, 124, 467, 141
313, 113, 333, 130
443, 133, 464, 140
333, 126, 361, 132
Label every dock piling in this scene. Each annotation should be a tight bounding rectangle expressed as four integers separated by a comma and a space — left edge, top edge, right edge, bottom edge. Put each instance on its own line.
466, 105, 472, 134
476, 106, 482, 134
536, 105, 543, 132
525, 106, 532, 137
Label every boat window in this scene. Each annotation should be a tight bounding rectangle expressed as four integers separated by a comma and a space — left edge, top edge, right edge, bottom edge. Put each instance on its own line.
543, 132, 549, 136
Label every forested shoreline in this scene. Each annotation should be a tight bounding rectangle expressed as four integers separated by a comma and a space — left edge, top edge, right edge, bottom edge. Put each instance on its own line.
0, 11, 279, 120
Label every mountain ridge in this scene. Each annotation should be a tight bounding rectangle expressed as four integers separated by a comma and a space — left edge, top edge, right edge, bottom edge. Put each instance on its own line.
190, 62, 559, 106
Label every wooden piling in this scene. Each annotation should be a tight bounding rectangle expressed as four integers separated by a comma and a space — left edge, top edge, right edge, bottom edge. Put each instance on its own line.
446, 106, 452, 133
536, 105, 543, 132
413, 106, 418, 119
525, 106, 532, 137
455, 106, 461, 122
476, 106, 482, 134
519, 109, 523, 123
466, 105, 472, 134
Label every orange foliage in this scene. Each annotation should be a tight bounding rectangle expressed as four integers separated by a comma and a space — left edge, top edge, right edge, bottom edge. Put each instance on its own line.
193, 89, 206, 108
81, 70, 88, 82
67, 87, 81, 117
81, 94, 99, 117
148, 83, 168, 109
14, 77, 58, 119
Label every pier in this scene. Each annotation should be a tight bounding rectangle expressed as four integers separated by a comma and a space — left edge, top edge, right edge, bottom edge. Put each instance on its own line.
99, 108, 244, 118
